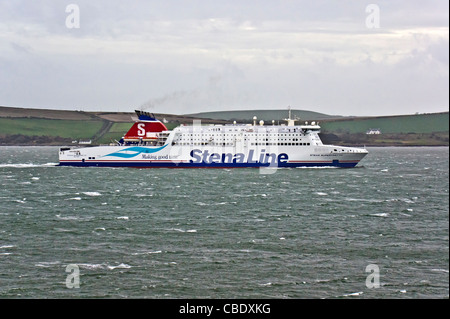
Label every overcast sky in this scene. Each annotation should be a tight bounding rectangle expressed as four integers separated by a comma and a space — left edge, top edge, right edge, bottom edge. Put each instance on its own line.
0, 0, 448, 116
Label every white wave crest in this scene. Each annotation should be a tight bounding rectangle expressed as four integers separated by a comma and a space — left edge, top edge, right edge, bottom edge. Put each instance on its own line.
0, 163, 57, 168
82, 192, 102, 196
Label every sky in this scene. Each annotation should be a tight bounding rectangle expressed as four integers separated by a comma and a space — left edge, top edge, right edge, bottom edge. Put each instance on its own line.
0, 0, 448, 116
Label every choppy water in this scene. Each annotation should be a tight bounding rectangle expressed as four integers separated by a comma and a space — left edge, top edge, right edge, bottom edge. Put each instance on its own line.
0, 146, 448, 298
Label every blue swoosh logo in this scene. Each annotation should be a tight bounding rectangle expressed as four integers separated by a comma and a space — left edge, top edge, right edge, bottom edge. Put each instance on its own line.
103, 145, 168, 158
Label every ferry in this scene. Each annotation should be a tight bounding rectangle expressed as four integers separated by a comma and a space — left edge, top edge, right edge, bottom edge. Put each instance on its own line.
59, 110, 368, 168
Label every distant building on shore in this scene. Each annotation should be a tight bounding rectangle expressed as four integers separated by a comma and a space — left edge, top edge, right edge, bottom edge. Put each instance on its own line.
366, 128, 381, 135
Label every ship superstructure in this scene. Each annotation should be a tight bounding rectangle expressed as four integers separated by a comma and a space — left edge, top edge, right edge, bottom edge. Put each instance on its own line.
59, 110, 368, 168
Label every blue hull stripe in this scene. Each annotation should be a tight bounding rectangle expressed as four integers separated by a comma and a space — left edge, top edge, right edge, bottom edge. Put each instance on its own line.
59, 161, 359, 168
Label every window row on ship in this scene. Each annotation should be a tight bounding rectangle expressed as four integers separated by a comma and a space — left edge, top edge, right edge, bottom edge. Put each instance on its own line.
171, 142, 311, 146
175, 133, 307, 137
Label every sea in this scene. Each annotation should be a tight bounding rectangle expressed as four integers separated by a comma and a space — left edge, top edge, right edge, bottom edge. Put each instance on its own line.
0, 146, 448, 299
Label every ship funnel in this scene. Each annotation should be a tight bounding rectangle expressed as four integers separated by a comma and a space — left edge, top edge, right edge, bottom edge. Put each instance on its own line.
122, 111, 168, 142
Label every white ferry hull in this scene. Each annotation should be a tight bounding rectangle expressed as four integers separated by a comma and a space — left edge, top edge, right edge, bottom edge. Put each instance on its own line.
59, 144, 368, 168
59, 109, 368, 168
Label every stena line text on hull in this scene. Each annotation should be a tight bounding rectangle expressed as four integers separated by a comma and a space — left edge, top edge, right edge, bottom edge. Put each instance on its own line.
189, 149, 289, 165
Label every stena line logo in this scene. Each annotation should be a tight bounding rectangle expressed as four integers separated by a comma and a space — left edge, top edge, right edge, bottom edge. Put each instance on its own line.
190, 149, 288, 165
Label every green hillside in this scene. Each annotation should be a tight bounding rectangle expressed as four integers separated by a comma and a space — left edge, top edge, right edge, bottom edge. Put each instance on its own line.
185, 109, 340, 122
95, 122, 132, 144
0, 106, 448, 146
0, 117, 104, 139
320, 112, 449, 134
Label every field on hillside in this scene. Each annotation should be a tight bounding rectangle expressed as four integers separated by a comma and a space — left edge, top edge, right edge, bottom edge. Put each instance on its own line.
95, 122, 133, 144
320, 112, 449, 134
0, 106, 448, 146
186, 109, 341, 121
0, 118, 104, 139
0, 106, 95, 120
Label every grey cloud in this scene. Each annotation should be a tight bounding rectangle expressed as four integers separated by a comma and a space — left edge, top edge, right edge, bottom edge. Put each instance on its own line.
0, 0, 447, 115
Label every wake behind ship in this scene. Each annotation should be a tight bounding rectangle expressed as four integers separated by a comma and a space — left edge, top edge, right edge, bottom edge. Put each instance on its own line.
59, 110, 368, 168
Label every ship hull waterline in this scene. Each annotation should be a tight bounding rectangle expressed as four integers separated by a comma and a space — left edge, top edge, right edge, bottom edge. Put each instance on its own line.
59, 145, 367, 168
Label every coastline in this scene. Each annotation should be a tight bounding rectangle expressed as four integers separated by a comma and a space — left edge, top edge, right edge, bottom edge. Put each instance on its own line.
1, 106, 448, 147
1, 143, 448, 147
